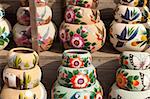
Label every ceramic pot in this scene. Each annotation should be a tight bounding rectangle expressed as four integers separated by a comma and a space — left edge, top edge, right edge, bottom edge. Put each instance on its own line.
109, 21, 148, 52
62, 49, 92, 68
120, 0, 148, 7
3, 65, 41, 90
0, 82, 47, 99
8, 47, 39, 70
51, 80, 103, 99
0, 7, 5, 20
57, 65, 96, 89
109, 83, 150, 99
59, 20, 106, 52
120, 51, 150, 70
65, 0, 99, 8
115, 5, 150, 23
116, 68, 150, 91
64, 5, 100, 24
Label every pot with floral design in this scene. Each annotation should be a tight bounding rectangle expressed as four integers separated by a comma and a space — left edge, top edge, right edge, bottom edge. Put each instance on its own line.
120, 0, 148, 7
51, 80, 103, 99
65, 5, 100, 24
59, 20, 106, 52
0, 82, 47, 99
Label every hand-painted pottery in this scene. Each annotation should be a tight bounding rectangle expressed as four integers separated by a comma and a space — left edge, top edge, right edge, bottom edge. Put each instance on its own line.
57, 65, 96, 89
59, 20, 106, 52
65, 0, 99, 8
120, 51, 150, 70
51, 80, 103, 99
109, 83, 150, 99
62, 49, 92, 68
65, 5, 100, 24
0, 83, 47, 99
109, 21, 148, 52
120, 0, 148, 7
3, 65, 41, 90
0, 7, 5, 20
8, 47, 39, 70
116, 68, 150, 91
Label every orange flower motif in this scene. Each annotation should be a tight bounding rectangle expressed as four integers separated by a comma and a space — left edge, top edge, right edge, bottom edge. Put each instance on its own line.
132, 80, 139, 87
123, 60, 128, 65
116, 73, 127, 88
70, 58, 84, 68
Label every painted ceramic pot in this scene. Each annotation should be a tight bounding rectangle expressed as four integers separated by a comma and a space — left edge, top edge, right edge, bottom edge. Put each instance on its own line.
51, 80, 103, 99
115, 5, 150, 23
3, 65, 41, 90
59, 20, 106, 52
0, 82, 47, 99
120, 0, 148, 7
65, 0, 99, 8
57, 65, 96, 89
8, 47, 39, 70
64, 5, 100, 24
120, 51, 150, 70
0, 7, 5, 20
13, 21, 56, 51
62, 49, 92, 68
109, 21, 148, 52
109, 83, 150, 99
116, 68, 150, 91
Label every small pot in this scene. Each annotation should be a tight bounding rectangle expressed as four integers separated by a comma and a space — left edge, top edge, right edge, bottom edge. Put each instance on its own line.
120, 51, 150, 70
0, 83, 47, 99
3, 65, 41, 90
116, 68, 150, 91
51, 80, 103, 99
64, 5, 100, 24
8, 47, 39, 70
109, 21, 148, 52
109, 83, 150, 99
120, 0, 148, 7
62, 49, 92, 68
59, 20, 106, 52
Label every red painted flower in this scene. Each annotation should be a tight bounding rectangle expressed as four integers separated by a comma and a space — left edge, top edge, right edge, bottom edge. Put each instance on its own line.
65, 8, 75, 23
70, 57, 84, 68
116, 73, 127, 88
95, 92, 103, 99
59, 29, 67, 42
71, 34, 84, 48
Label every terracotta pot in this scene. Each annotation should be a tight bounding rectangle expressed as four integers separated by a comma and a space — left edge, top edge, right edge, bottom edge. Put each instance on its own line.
51, 80, 103, 99
59, 20, 106, 52
3, 65, 41, 90
109, 21, 148, 52
116, 68, 150, 91
8, 47, 39, 70
65, 0, 99, 8
109, 83, 150, 99
62, 49, 92, 68
64, 5, 100, 24
120, 0, 148, 7
0, 83, 47, 99
120, 51, 150, 70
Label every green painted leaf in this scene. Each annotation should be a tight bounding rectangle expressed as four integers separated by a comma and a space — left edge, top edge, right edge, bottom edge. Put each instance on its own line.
92, 42, 96, 46
70, 31, 74, 36
76, 28, 81, 34
81, 33, 88, 38
73, 70, 79, 75
124, 73, 128, 76
134, 76, 139, 80
74, 19, 81, 24
76, 13, 82, 18
127, 83, 133, 89
59, 93, 67, 98
68, 71, 73, 78
127, 76, 133, 81
85, 42, 91, 47
0, 39, 4, 45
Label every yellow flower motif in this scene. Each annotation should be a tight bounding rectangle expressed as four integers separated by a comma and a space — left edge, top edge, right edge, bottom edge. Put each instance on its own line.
141, 35, 147, 41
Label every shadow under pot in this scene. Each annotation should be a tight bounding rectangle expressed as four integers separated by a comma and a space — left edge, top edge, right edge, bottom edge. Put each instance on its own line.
116, 68, 150, 91
109, 21, 149, 52
0, 82, 47, 99
51, 80, 103, 99
59, 20, 106, 52
109, 83, 150, 99
120, 0, 148, 7
120, 51, 150, 70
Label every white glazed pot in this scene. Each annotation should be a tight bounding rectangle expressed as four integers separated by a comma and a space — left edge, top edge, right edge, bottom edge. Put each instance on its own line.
120, 0, 148, 7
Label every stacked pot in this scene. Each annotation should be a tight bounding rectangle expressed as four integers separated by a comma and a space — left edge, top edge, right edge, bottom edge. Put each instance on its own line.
0, 47, 47, 99
13, 0, 56, 52
51, 49, 103, 99
59, 0, 106, 52
109, 0, 150, 52
109, 51, 150, 99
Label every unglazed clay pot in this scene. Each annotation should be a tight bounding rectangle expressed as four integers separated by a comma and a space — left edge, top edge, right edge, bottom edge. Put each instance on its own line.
3, 65, 41, 90
8, 47, 39, 70
120, 0, 148, 7
115, 5, 150, 23
62, 49, 92, 68
0, 83, 47, 99
57, 65, 96, 88
65, 5, 100, 24
109, 83, 150, 99
51, 80, 103, 99
120, 51, 150, 70
65, 0, 99, 8
59, 20, 106, 52
109, 21, 148, 52
116, 68, 150, 91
